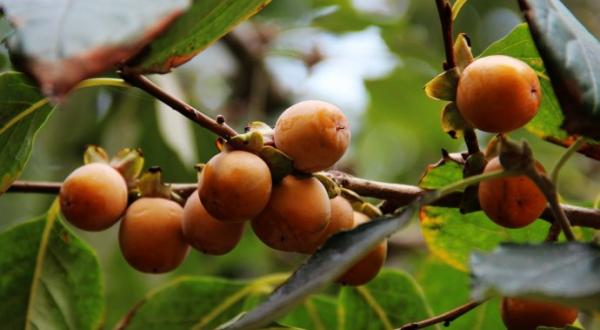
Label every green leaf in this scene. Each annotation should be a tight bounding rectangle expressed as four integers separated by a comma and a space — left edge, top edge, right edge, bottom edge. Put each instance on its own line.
118, 274, 288, 330
520, 0, 600, 140
0, 71, 54, 194
218, 210, 414, 330
338, 269, 436, 330
418, 156, 464, 190
415, 257, 503, 329
126, 0, 272, 74
480, 24, 600, 161
418, 159, 549, 271
471, 243, 600, 311
0, 202, 104, 329
2, 0, 189, 96
279, 295, 337, 330
420, 206, 549, 272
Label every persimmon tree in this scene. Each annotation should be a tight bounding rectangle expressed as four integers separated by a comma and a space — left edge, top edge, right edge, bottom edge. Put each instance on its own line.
0, 0, 599, 330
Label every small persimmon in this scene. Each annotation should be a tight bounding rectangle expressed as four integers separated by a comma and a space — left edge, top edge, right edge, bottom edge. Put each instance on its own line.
199, 150, 272, 222
478, 157, 547, 228
251, 175, 330, 252
59, 163, 128, 231
501, 297, 578, 330
119, 198, 189, 273
337, 212, 387, 286
182, 191, 244, 255
274, 100, 350, 172
456, 55, 541, 133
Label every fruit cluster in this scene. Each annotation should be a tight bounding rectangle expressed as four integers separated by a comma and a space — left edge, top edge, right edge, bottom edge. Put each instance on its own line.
449, 55, 548, 229
59, 100, 387, 286
453, 56, 579, 328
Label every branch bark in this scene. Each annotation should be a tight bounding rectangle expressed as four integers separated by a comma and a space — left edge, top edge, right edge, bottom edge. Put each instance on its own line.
8, 180, 197, 200
118, 68, 238, 139
435, 0, 455, 70
8, 175, 600, 230
434, 0, 480, 156
398, 300, 484, 330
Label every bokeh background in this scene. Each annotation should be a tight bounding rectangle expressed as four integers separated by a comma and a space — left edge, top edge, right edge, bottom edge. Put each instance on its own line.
1, 0, 599, 327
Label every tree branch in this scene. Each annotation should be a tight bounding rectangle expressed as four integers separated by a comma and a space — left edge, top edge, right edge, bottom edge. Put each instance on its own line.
8, 180, 197, 200
526, 170, 576, 241
435, 0, 455, 70
398, 300, 484, 330
434, 0, 480, 156
10, 174, 600, 229
118, 68, 238, 139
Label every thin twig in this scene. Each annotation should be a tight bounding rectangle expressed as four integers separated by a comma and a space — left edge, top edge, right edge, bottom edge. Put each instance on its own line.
435, 0, 455, 70
434, 0, 480, 156
526, 170, 576, 241
8, 180, 197, 200
10, 175, 600, 229
118, 68, 238, 139
398, 300, 484, 330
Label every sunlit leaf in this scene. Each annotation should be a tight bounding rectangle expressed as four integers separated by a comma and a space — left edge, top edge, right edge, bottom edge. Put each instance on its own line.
418, 159, 548, 271
424, 68, 459, 101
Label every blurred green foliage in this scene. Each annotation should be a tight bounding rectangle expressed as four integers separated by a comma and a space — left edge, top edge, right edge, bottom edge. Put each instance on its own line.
1, 0, 599, 328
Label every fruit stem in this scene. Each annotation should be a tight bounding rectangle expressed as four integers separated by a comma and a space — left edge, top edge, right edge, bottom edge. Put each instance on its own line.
398, 300, 485, 330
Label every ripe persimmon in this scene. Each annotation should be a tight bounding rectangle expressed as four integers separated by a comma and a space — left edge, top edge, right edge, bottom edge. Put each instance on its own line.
119, 198, 189, 273
200, 150, 272, 222
478, 157, 547, 228
299, 196, 354, 253
501, 297, 578, 330
456, 55, 541, 133
60, 163, 128, 231
337, 212, 387, 286
274, 100, 350, 172
251, 175, 330, 252
182, 191, 244, 255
